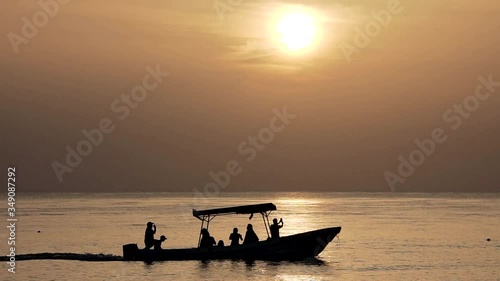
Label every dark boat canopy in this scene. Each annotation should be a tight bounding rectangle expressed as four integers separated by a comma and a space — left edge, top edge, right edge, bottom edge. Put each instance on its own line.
192, 203, 276, 220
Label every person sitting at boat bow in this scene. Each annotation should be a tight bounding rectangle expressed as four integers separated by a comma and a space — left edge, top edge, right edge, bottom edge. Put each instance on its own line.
243, 224, 259, 244
229, 227, 243, 246
153, 235, 167, 250
270, 218, 284, 239
144, 222, 156, 249
200, 228, 216, 248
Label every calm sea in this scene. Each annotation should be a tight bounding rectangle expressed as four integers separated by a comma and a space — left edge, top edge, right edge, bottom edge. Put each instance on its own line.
1, 192, 499, 280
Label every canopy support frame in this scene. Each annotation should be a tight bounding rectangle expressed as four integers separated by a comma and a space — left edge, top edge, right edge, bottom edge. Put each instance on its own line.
197, 214, 218, 247
260, 211, 273, 239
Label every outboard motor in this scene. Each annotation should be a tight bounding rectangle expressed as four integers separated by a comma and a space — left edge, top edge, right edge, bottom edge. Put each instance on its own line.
123, 243, 139, 261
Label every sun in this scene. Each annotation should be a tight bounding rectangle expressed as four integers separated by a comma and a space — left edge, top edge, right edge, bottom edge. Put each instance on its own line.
276, 12, 317, 52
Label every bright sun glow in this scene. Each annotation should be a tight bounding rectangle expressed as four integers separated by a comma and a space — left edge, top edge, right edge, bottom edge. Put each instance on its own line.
276, 12, 317, 52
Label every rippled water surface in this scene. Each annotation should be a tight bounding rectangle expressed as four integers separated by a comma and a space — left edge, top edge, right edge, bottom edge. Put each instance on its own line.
1, 192, 499, 280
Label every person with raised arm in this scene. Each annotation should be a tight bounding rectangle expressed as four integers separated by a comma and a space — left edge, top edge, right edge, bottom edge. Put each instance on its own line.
144, 221, 156, 249
270, 218, 284, 239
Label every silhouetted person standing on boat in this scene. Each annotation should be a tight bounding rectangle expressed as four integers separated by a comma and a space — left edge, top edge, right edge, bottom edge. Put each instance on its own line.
229, 227, 243, 246
200, 228, 216, 248
270, 218, 284, 239
144, 222, 156, 249
243, 224, 259, 244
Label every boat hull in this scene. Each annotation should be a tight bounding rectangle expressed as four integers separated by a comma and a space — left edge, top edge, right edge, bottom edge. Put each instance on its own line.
124, 226, 341, 261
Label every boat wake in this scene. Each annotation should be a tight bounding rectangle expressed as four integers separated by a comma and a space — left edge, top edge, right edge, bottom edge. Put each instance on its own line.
0, 253, 123, 262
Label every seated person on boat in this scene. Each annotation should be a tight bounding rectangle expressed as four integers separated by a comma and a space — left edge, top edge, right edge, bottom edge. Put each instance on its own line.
229, 227, 243, 246
153, 235, 167, 250
200, 228, 216, 248
243, 224, 259, 244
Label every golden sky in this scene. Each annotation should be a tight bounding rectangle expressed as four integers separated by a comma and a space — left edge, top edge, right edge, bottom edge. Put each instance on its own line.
1, 0, 499, 192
